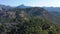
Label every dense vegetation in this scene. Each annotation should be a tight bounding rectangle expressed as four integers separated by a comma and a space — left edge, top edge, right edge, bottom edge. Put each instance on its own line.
0, 6, 60, 34
0, 17, 60, 34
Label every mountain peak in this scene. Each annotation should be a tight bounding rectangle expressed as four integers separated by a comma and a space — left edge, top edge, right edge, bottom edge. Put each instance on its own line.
17, 4, 31, 8
20, 4, 25, 6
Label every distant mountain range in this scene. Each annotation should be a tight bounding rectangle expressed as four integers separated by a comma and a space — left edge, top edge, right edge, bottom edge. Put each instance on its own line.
0, 5, 12, 11
43, 7, 60, 12
0, 4, 32, 11
0, 4, 60, 12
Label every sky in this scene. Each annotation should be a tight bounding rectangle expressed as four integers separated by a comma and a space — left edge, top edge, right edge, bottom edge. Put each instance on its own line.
0, 0, 60, 7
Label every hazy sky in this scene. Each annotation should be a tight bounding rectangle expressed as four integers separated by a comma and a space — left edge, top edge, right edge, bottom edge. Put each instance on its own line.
0, 0, 60, 7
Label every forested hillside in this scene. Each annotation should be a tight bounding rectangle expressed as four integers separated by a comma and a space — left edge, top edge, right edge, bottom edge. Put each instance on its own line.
0, 5, 60, 34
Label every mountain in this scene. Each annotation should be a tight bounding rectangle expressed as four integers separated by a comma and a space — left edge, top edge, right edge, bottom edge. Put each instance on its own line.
16, 4, 31, 8
49, 11, 60, 16
5, 7, 60, 25
43, 7, 60, 24
0, 5, 60, 34
0, 4, 13, 11
0, 4, 60, 25
43, 7, 60, 12
0, 6, 60, 25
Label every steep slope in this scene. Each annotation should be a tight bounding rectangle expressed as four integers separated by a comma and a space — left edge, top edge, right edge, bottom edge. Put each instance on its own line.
0, 6, 60, 34
49, 12, 60, 17
2, 7, 59, 25
14, 7, 60, 25
5, 17, 60, 34
15, 7, 47, 16
0, 5, 60, 25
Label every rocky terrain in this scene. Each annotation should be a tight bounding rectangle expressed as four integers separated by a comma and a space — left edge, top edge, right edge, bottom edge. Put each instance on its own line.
0, 5, 60, 34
